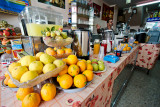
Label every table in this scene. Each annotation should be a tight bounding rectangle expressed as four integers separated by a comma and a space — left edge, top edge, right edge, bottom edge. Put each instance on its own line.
0, 45, 139, 107
136, 43, 160, 73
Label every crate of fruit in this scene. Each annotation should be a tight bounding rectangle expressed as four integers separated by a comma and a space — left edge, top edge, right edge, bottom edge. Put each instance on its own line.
7, 54, 66, 88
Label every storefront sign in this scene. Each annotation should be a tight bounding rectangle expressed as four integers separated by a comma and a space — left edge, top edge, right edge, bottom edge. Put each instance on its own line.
0, 0, 29, 13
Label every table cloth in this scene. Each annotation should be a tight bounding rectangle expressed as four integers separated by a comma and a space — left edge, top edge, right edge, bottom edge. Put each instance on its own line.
136, 43, 160, 70
0, 45, 139, 107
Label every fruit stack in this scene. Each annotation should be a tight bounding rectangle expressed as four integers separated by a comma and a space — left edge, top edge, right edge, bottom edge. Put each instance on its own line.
45, 47, 72, 58
56, 55, 94, 89
0, 28, 16, 37
5, 52, 65, 87
91, 59, 105, 71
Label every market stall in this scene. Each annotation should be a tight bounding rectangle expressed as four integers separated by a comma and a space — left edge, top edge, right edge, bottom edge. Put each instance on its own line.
1, 45, 139, 107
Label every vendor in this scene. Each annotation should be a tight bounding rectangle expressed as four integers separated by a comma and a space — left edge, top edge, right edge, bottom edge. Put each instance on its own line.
96, 18, 113, 34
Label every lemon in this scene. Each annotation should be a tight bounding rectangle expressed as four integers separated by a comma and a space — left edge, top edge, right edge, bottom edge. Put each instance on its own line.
40, 53, 56, 64
21, 55, 36, 67
43, 63, 56, 74
29, 61, 43, 74
20, 71, 38, 83
12, 66, 28, 81
36, 52, 44, 61
8, 62, 21, 73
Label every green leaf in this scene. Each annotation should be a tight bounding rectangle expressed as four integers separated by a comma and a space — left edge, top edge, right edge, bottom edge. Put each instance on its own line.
18, 98, 21, 101
51, 26, 55, 31
46, 27, 50, 32
85, 82, 87, 84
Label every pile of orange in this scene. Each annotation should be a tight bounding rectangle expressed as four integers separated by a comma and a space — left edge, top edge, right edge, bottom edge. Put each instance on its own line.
4, 72, 17, 88
45, 47, 72, 56
57, 55, 94, 89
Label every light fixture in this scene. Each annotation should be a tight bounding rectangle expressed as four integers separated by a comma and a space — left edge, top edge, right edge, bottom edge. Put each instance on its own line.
126, 0, 131, 4
136, 0, 160, 7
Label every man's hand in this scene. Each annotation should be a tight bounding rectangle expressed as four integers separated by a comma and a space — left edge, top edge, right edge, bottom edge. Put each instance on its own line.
96, 24, 101, 29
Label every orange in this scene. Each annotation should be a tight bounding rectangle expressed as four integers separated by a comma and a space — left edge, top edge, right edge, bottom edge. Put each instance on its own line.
59, 74, 73, 89
22, 93, 41, 107
127, 47, 131, 51
81, 59, 87, 64
41, 83, 56, 101
87, 63, 93, 71
77, 61, 86, 72
57, 49, 65, 55
59, 65, 68, 76
68, 65, 80, 77
67, 55, 78, 65
83, 70, 94, 81
57, 75, 61, 83
74, 74, 87, 88
8, 79, 17, 88
65, 48, 72, 54
4, 76, 10, 86
46, 47, 56, 56
62, 58, 68, 63
5, 72, 9, 78
52, 74, 59, 77
16, 87, 34, 101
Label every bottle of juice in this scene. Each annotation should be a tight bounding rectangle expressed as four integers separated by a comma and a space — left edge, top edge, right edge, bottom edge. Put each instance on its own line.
101, 40, 107, 55
93, 39, 100, 55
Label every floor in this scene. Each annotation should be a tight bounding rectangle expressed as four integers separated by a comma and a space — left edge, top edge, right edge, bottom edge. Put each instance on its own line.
115, 60, 160, 107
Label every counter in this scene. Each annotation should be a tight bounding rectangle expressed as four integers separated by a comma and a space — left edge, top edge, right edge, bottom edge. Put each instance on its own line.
0, 45, 139, 107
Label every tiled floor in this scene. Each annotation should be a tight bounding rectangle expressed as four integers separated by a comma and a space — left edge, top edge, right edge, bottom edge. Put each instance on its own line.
116, 60, 160, 107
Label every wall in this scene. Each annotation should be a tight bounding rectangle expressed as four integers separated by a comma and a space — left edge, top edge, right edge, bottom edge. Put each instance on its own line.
92, 0, 118, 34
0, 13, 20, 27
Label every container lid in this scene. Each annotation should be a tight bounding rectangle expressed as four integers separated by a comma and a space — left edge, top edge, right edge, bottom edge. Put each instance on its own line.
94, 39, 100, 42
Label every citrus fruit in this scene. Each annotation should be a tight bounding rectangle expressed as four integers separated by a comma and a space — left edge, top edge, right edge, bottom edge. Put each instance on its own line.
127, 47, 131, 51
122, 47, 127, 51
35, 52, 44, 61
8, 62, 21, 73
53, 60, 64, 68
77, 61, 86, 72
20, 71, 38, 83
43, 63, 56, 74
46, 47, 56, 56
21, 55, 36, 67
62, 58, 67, 63
4, 72, 9, 78
29, 61, 43, 74
16, 87, 34, 101
68, 65, 80, 77
12, 66, 28, 81
57, 75, 61, 83
40, 53, 56, 64
41, 83, 56, 101
59, 65, 68, 76
81, 59, 87, 64
4, 76, 10, 86
87, 63, 93, 71
57, 49, 65, 55
8, 79, 17, 88
67, 55, 78, 65
59, 74, 73, 89
65, 48, 72, 54
82, 70, 94, 81
22, 93, 41, 107
87, 60, 91, 64
74, 74, 87, 88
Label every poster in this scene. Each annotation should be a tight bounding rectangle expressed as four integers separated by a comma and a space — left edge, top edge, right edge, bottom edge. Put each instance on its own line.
102, 4, 114, 21
93, 3, 101, 17
38, 0, 65, 9
0, 0, 29, 13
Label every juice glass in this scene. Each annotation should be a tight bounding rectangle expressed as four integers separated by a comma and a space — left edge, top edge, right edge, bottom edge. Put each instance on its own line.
93, 39, 100, 54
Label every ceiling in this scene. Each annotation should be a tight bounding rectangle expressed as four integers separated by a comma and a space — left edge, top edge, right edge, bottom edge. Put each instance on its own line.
103, 0, 160, 9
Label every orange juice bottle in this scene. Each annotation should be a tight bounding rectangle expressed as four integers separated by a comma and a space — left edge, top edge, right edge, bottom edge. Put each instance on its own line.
93, 39, 100, 54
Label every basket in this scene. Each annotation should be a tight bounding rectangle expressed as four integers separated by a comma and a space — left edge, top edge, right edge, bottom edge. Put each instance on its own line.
7, 62, 66, 88
43, 37, 73, 47
1, 78, 19, 91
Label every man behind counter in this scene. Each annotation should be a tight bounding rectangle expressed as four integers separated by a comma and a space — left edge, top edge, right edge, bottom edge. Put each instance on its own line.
96, 18, 113, 34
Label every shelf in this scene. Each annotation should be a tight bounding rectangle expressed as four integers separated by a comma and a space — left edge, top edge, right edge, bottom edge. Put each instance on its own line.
0, 36, 21, 39
77, 14, 89, 19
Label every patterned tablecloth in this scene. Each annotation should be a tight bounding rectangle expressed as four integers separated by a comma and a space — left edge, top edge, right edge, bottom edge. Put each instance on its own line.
136, 43, 160, 70
0, 45, 139, 107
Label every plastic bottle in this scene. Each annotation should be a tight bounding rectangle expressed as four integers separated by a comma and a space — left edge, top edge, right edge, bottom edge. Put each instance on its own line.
107, 39, 111, 53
